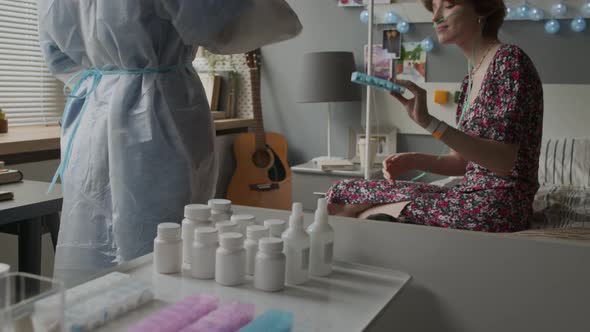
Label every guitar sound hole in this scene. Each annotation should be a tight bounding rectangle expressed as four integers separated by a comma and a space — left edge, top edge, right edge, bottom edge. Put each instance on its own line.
252, 150, 271, 168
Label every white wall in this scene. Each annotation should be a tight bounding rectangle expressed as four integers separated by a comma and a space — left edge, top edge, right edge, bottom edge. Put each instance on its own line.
374, 83, 590, 137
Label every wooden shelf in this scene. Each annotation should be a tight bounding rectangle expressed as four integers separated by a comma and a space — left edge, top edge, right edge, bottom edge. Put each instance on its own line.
369, 1, 585, 24
356, 2, 432, 24
214, 118, 256, 131
0, 118, 256, 156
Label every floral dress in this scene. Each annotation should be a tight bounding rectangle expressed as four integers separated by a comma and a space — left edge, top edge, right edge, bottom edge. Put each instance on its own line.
326, 44, 544, 232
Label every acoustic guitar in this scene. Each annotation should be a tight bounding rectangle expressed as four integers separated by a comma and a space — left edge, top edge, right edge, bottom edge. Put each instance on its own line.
226, 49, 292, 210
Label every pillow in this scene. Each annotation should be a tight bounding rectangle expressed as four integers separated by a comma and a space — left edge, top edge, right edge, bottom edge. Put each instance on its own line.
530, 185, 590, 229
538, 137, 590, 188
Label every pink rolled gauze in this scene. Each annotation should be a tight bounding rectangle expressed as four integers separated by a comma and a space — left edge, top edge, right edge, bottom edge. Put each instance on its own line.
128, 294, 218, 332
179, 301, 255, 332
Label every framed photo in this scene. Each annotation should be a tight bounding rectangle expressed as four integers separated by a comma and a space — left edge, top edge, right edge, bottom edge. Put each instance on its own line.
364, 44, 396, 79
396, 42, 427, 83
382, 29, 402, 59
348, 127, 398, 164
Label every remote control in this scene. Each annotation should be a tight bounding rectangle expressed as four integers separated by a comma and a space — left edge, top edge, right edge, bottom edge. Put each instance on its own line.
351, 72, 405, 94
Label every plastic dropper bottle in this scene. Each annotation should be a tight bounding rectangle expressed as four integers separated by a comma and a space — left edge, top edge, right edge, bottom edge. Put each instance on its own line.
307, 198, 334, 276
281, 202, 310, 285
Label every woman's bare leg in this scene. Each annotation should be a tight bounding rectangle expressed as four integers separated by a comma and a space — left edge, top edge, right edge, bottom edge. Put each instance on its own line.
358, 201, 411, 219
327, 203, 373, 217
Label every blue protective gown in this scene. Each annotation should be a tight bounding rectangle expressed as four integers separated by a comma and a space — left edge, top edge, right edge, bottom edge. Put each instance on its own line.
38, 0, 301, 284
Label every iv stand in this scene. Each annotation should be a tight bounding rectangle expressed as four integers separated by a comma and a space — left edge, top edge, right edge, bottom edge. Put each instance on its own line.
364, 0, 375, 180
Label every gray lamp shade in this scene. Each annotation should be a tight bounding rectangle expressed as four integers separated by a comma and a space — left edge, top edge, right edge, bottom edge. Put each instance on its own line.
297, 52, 361, 103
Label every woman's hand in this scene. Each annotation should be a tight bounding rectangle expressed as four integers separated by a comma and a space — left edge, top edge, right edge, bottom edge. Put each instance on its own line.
382, 153, 417, 183
390, 79, 432, 128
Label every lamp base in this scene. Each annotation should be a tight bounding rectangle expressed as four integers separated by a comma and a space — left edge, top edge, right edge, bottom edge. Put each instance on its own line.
311, 156, 355, 171
311, 156, 346, 163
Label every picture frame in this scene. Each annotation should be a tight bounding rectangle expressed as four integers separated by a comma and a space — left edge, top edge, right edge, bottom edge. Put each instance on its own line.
382, 29, 402, 60
397, 42, 427, 83
348, 127, 398, 164
364, 44, 396, 79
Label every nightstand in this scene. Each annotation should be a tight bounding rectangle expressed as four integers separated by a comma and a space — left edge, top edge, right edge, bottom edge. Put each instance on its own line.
292, 161, 383, 212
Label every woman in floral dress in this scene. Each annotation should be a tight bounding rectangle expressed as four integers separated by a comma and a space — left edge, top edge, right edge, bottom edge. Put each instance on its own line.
327, 0, 543, 232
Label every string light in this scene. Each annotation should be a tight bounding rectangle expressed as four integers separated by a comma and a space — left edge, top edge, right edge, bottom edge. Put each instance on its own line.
545, 19, 561, 34
529, 7, 545, 21
421, 37, 435, 52
384, 10, 400, 24
397, 20, 410, 33
550, 2, 567, 17
570, 16, 587, 32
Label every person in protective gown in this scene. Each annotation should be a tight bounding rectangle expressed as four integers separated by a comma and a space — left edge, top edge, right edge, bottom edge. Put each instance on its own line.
38, 0, 302, 284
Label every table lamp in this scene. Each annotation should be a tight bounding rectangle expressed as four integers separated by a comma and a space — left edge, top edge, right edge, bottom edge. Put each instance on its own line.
297, 52, 361, 163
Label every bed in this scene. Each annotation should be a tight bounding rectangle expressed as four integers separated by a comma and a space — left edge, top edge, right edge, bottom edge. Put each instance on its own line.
430, 137, 590, 236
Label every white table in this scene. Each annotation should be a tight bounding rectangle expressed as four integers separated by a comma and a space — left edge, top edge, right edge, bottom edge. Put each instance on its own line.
94, 254, 410, 332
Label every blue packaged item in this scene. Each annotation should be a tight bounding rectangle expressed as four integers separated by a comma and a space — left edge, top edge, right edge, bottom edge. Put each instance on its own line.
238, 309, 293, 332
351, 72, 405, 94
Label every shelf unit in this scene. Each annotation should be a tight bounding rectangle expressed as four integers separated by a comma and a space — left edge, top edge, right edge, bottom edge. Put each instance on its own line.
361, 0, 590, 24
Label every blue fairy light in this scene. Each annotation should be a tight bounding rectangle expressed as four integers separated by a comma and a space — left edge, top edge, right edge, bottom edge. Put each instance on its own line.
545, 19, 560, 34
581, 2, 590, 18
384, 11, 400, 24
360, 10, 369, 24
421, 37, 435, 52
570, 16, 587, 32
397, 20, 410, 33
528, 7, 545, 21
550, 2, 567, 17
506, 7, 516, 20
516, 4, 530, 19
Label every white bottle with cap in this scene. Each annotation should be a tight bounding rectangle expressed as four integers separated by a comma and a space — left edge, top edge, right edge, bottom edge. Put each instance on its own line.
254, 238, 286, 292
307, 198, 334, 276
215, 232, 246, 286
191, 227, 218, 279
208, 199, 232, 223
264, 219, 287, 238
281, 202, 310, 285
215, 220, 239, 234
154, 223, 182, 274
245, 225, 270, 276
231, 214, 256, 236
182, 204, 211, 266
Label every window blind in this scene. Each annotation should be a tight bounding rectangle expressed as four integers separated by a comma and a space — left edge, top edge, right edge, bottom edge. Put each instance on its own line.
0, 0, 65, 127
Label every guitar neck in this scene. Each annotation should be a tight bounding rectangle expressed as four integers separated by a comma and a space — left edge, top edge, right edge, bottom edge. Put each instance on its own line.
250, 68, 266, 150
